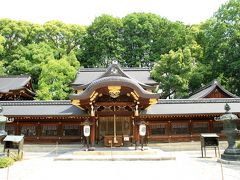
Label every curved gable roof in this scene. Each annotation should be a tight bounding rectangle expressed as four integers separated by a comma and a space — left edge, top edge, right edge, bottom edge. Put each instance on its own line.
70, 76, 160, 101
189, 80, 238, 99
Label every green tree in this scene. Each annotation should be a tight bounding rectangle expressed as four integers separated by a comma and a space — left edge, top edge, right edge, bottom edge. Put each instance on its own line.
36, 56, 78, 100
0, 61, 5, 75
43, 20, 86, 59
151, 20, 189, 64
0, 35, 6, 75
0, 35, 5, 54
122, 13, 162, 67
200, 0, 240, 95
151, 22, 206, 98
0, 19, 44, 64
122, 13, 189, 67
6, 43, 55, 88
81, 14, 124, 67
151, 41, 203, 98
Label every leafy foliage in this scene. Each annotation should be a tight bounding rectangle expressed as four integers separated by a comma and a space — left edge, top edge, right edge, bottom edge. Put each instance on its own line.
81, 14, 124, 67
36, 54, 78, 100
199, 0, 240, 95
0, 157, 14, 168
0, 0, 240, 99
0, 35, 6, 75
43, 21, 86, 59
151, 47, 195, 98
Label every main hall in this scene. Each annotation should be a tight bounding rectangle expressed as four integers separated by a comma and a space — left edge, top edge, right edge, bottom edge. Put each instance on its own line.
1, 61, 240, 147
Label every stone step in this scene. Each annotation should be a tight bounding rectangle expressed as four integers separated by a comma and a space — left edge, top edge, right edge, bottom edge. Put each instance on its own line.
54, 147, 176, 161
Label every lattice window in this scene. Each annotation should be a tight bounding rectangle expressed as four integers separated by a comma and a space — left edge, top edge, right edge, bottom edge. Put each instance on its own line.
42, 125, 57, 136
5, 125, 15, 135
171, 123, 189, 135
150, 124, 166, 135
192, 122, 209, 133
21, 125, 36, 136
63, 125, 81, 136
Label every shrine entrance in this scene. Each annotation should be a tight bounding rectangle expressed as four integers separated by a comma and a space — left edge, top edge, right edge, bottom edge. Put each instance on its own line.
69, 62, 160, 148
98, 116, 132, 147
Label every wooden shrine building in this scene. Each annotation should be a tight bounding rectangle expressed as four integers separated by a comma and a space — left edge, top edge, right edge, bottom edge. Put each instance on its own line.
0, 62, 240, 146
0, 75, 35, 100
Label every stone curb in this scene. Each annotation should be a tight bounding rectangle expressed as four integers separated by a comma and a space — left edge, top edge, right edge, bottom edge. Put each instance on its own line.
217, 158, 240, 165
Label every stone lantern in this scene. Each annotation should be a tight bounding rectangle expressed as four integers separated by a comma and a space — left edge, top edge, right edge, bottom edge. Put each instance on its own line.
0, 106, 8, 139
215, 103, 240, 161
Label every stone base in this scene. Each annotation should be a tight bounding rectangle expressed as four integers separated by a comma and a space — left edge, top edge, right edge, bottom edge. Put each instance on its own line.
218, 158, 240, 165
221, 153, 240, 161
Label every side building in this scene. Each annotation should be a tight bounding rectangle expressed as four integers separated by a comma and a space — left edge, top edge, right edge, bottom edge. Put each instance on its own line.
0, 63, 240, 146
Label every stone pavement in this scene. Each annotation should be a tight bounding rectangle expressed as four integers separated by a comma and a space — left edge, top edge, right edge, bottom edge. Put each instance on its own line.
0, 141, 240, 180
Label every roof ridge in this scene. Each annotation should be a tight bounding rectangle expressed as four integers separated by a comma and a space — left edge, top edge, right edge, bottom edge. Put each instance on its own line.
78, 68, 106, 72
77, 67, 150, 73
123, 68, 150, 71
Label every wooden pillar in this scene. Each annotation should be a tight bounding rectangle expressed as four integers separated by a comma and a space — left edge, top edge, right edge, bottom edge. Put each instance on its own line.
133, 123, 136, 142
90, 120, 95, 146
168, 120, 171, 142
16, 121, 20, 135
133, 121, 139, 143
146, 124, 150, 144
37, 122, 41, 143
209, 119, 213, 133
189, 120, 193, 141
36, 122, 41, 139
58, 122, 63, 144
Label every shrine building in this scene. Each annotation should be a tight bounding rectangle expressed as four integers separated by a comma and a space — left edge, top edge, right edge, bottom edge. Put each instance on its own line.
0, 61, 240, 146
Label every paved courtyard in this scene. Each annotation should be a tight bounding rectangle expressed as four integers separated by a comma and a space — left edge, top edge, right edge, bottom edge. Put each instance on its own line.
0, 142, 240, 180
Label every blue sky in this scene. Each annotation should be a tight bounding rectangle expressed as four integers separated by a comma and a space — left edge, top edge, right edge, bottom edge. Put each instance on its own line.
0, 0, 229, 25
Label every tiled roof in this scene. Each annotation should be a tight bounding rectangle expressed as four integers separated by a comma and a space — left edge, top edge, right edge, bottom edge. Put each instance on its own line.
142, 98, 240, 116
1, 99, 240, 117
0, 75, 32, 93
0, 100, 86, 116
72, 66, 157, 87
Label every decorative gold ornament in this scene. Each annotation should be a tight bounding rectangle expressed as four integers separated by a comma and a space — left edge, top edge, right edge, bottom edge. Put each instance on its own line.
108, 86, 121, 98
90, 105, 95, 116
90, 92, 99, 101
135, 104, 139, 116
71, 100, 84, 110
130, 91, 139, 100
72, 99, 80, 106
149, 98, 157, 105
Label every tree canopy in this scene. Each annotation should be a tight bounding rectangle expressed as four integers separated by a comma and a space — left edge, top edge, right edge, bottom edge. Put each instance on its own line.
0, 0, 239, 99
198, 0, 240, 95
